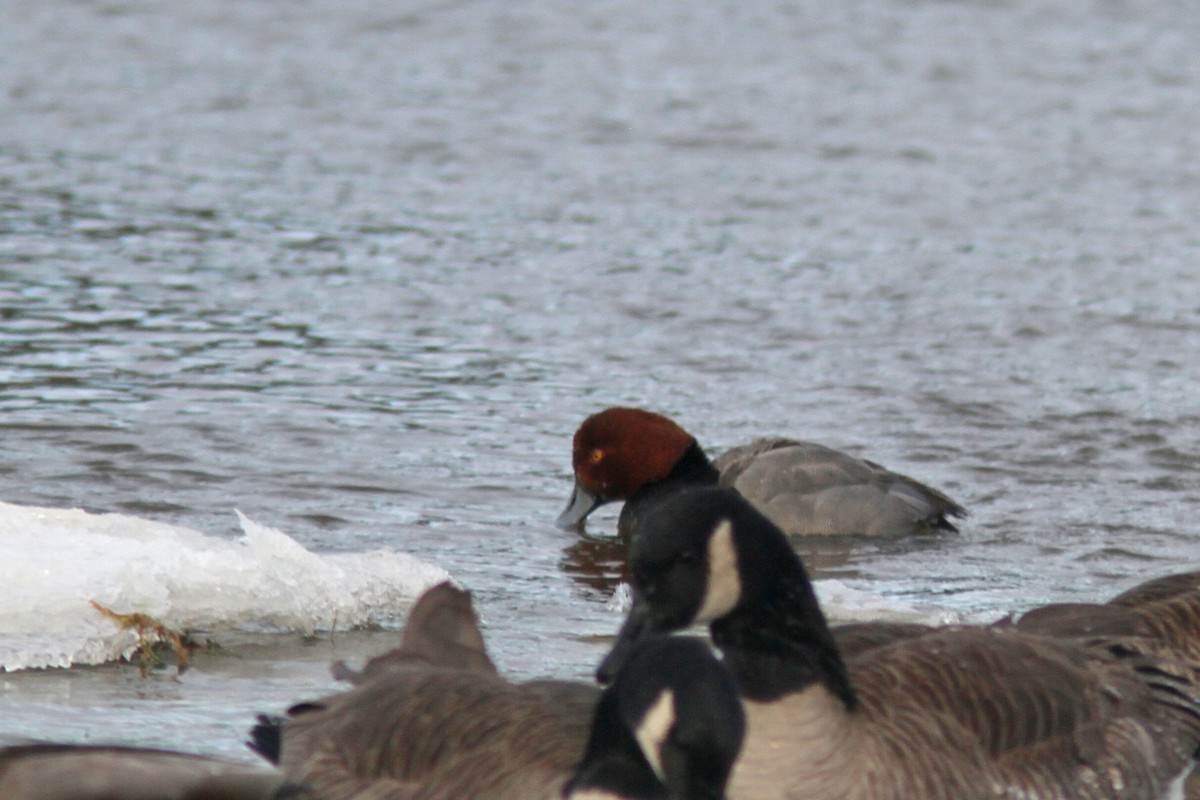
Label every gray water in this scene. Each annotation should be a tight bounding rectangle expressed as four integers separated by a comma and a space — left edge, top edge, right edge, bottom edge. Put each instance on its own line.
2, 0, 1199, 763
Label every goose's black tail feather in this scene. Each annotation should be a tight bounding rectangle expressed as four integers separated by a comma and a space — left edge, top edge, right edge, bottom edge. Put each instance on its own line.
247, 714, 286, 765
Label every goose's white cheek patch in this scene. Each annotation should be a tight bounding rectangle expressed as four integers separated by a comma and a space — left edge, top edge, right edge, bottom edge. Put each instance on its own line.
634, 688, 677, 781
568, 791, 627, 800
696, 519, 740, 624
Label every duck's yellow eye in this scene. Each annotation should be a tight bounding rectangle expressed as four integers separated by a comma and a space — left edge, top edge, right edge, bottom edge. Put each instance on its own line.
590, 448, 605, 464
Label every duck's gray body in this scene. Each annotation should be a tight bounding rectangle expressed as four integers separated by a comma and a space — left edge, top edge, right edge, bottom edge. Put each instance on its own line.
714, 438, 965, 537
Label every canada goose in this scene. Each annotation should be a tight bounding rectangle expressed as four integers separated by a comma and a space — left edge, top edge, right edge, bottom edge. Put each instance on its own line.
1011, 571, 1200, 661
262, 581, 599, 799
248, 581, 504, 766
837, 571, 1200, 664
558, 407, 965, 539
599, 487, 1200, 800
1109, 571, 1200, 609
330, 580, 498, 683
565, 636, 745, 800
0, 743, 304, 800
262, 583, 745, 800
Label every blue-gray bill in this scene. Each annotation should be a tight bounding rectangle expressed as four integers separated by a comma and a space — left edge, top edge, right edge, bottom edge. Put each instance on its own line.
556, 478, 604, 528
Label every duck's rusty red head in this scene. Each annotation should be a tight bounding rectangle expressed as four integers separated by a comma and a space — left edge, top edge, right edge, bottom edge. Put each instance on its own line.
556, 407, 696, 528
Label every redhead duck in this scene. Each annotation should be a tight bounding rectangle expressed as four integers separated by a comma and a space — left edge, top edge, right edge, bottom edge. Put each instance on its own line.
557, 407, 966, 539
598, 488, 1200, 800
258, 583, 744, 800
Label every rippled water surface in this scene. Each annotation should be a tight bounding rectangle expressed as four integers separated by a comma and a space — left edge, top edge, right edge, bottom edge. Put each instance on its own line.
2, 0, 1199, 761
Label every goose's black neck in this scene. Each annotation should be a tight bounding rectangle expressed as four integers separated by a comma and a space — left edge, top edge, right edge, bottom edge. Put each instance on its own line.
711, 558, 858, 710
618, 442, 719, 539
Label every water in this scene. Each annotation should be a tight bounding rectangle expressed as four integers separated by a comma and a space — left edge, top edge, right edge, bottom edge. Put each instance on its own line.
2, 0, 1199, 764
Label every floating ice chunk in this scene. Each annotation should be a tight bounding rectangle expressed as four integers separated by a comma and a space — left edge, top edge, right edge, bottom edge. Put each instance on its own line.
0, 501, 449, 671
606, 582, 633, 613
815, 579, 1001, 627
603, 577, 998, 629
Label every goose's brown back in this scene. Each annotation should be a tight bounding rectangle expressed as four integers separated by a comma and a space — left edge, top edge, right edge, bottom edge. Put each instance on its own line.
1109, 571, 1200, 609
0, 744, 297, 800
278, 582, 600, 800
1013, 571, 1200, 666
832, 621, 935, 660
281, 670, 598, 800
726, 624, 1200, 800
